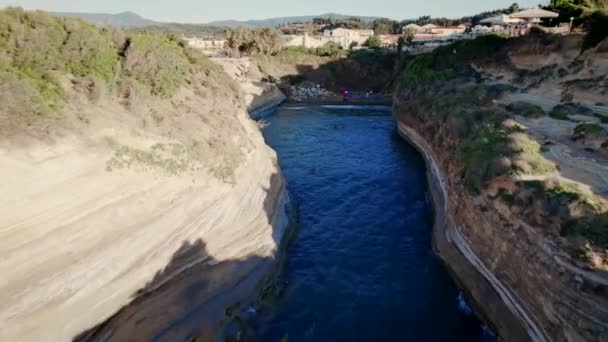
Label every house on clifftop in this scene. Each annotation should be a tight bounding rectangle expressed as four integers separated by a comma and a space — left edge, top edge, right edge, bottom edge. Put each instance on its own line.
322, 28, 374, 48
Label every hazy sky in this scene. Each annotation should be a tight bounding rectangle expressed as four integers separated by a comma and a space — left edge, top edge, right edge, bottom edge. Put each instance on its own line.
0, 0, 545, 23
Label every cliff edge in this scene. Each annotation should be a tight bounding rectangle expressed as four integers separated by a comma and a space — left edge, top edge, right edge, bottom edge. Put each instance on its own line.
394, 33, 608, 341
0, 9, 290, 341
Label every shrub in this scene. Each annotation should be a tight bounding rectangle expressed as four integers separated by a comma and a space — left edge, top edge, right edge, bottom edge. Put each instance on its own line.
62, 20, 120, 83
0, 8, 134, 115
0, 67, 62, 116
401, 54, 455, 87
457, 124, 510, 191
509, 133, 557, 175
280, 43, 347, 58
595, 113, 608, 123
224, 27, 282, 56
363, 35, 382, 49
549, 104, 572, 120
316, 42, 344, 57
506, 101, 546, 118
0, 7, 229, 117
122, 33, 191, 97
574, 123, 606, 138
566, 217, 608, 249
400, 35, 511, 88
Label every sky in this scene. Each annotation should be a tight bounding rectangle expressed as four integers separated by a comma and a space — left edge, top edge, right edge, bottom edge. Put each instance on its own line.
0, 0, 546, 23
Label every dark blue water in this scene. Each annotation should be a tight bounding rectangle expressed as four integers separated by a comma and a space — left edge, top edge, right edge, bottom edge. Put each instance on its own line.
253, 105, 494, 342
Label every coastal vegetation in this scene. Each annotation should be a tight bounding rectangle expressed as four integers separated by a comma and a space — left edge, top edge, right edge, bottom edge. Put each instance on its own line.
363, 35, 382, 48
224, 27, 283, 56
0, 7, 231, 118
506, 102, 546, 118
396, 32, 608, 253
548, 0, 608, 48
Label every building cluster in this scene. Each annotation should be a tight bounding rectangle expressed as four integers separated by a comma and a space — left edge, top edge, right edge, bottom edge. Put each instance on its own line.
284, 28, 375, 49
188, 8, 565, 55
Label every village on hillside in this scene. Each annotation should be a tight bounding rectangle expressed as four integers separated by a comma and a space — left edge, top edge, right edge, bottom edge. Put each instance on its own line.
185, 3, 579, 56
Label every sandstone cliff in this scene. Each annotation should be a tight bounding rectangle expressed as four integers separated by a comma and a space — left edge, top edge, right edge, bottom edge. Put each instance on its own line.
210, 57, 286, 116
394, 34, 608, 341
0, 9, 290, 341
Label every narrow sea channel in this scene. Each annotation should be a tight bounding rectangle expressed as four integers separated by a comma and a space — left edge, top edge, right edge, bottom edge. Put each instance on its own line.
251, 105, 495, 341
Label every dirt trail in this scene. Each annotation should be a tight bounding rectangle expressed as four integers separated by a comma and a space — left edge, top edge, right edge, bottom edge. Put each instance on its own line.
497, 91, 608, 197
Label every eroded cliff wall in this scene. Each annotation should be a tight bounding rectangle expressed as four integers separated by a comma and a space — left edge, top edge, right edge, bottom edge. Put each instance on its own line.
0, 9, 290, 341
394, 34, 608, 341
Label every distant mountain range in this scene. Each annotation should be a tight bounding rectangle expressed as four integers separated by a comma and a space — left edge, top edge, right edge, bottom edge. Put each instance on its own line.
50, 11, 382, 29
52, 11, 159, 28
208, 13, 382, 28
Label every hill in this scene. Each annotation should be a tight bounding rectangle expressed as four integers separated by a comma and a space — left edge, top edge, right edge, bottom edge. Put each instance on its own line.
52, 10, 158, 28
209, 13, 381, 28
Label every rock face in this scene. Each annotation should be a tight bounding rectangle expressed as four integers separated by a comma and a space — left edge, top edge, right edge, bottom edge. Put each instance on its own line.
394, 34, 608, 341
0, 34, 290, 342
287, 81, 336, 102
211, 57, 286, 115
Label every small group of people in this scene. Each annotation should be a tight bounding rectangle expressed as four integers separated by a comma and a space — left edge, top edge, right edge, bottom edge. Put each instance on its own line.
506, 23, 533, 37
339, 87, 381, 102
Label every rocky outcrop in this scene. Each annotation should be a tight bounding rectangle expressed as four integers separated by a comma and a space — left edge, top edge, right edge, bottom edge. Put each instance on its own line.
287, 81, 337, 102
394, 34, 608, 341
211, 57, 286, 117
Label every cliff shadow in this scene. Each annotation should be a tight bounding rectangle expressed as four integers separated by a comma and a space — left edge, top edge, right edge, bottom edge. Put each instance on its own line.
252, 50, 398, 105
73, 171, 292, 342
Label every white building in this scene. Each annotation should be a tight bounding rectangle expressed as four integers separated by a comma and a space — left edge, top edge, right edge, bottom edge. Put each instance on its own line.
322, 28, 374, 48
284, 33, 326, 48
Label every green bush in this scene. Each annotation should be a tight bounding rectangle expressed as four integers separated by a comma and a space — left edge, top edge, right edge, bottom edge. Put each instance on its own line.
457, 124, 510, 191
62, 20, 120, 83
0, 66, 62, 116
566, 217, 608, 249
401, 54, 455, 87
0, 7, 228, 118
574, 122, 606, 136
431, 34, 510, 68
363, 35, 382, 49
507, 101, 546, 118
316, 42, 345, 57
549, 104, 572, 120
224, 27, 282, 56
281, 43, 347, 58
400, 35, 510, 88
123, 33, 192, 97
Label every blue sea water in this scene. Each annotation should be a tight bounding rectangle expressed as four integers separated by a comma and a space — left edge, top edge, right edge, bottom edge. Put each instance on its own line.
252, 105, 496, 342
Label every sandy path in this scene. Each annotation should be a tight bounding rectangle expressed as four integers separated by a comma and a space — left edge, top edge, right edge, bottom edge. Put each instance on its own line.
513, 116, 608, 196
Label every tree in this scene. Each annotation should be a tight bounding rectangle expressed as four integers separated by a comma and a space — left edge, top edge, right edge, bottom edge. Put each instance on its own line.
372, 18, 394, 35
547, 0, 608, 23
224, 27, 282, 57
363, 35, 382, 48
312, 17, 331, 25
508, 2, 520, 13
402, 28, 416, 46
316, 41, 341, 56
